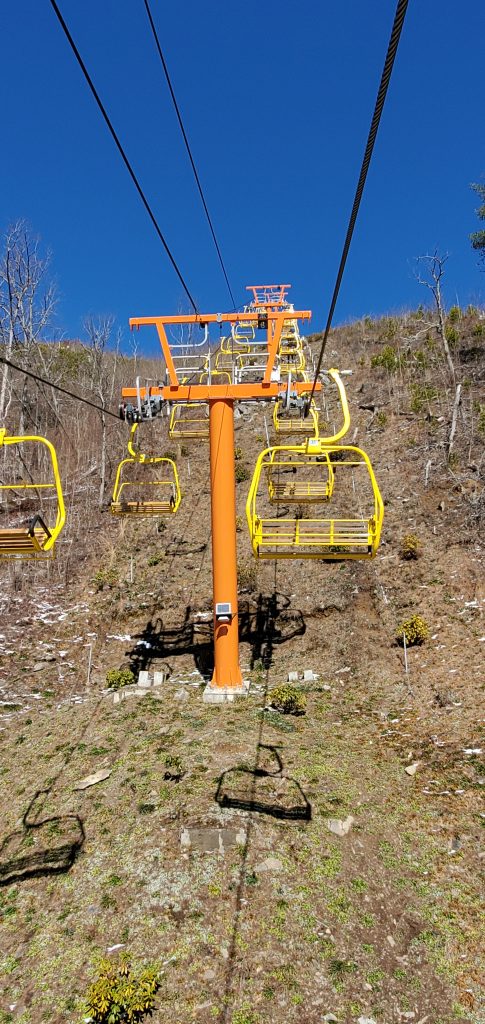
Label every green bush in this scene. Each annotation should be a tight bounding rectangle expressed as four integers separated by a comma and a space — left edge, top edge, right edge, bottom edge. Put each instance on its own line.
232, 1007, 260, 1024
445, 325, 458, 345
370, 345, 402, 373
237, 561, 258, 592
164, 754, 183, 780
396, 614, 429, 647
410, 383, 438, 413
235, 463, 250, 483
147, 553, 163, 567
106, 668, 135, 690
447, 305, 461, 323
412, 349, 428, 369
268, 685, 306, 715
93, 568, 119, 591
400, 534, 420, 560
84, 956, 160, 1023
234, 446, 244, 460
478, 405, 485, 436
471, 322, 484, 337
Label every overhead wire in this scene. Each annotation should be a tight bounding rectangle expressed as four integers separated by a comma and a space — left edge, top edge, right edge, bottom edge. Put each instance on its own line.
143, 0, 237, 310
0, 355, 122, 421
307, 0, 410, 409
47, 0, 199, 314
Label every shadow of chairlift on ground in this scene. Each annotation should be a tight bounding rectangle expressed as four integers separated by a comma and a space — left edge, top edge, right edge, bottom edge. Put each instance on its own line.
0, 790, 85, 886
125, 592, 306, 678
215, 744, 312, 821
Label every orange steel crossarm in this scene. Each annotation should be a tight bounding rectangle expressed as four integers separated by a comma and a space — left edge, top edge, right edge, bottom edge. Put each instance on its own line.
129, 310, 311, 388
121, 381, 321, 402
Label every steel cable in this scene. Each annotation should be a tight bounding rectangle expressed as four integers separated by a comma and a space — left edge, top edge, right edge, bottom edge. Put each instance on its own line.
48, 0, 199, 313
143, 0, 237, 309
307, 0, 410, 409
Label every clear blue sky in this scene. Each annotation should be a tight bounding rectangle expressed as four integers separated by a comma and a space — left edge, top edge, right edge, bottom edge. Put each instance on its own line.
2, 1, 484, 353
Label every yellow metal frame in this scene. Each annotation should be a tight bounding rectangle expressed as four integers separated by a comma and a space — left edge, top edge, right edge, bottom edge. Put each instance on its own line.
231, 321, 255, 343
273, 396, 319, 437
246, 440, 384, 560
279, 350, 306, 374
169, 402, 209, 439
220, 335, 251, 354
266, 448, 334, 503
111, 424, 181, 516
198, 369, 232, 385
0, 428, 66, 557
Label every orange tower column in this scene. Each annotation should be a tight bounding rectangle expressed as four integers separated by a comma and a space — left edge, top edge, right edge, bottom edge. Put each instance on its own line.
206, 398, 244, 695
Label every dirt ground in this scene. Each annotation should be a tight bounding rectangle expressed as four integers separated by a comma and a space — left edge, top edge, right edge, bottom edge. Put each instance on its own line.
0, 313, 483, 1023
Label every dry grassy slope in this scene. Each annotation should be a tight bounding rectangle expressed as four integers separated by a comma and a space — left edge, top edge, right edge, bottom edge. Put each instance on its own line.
0, 310, 483, 1024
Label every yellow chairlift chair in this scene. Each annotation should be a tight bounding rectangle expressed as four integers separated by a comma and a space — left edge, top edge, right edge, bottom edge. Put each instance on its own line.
246, 439, 384, 560
168, 402, 209, 440
273, 395, 319, 437
110, 424, 181, 516
0, 429, 66, 557
265, 446, 334, 503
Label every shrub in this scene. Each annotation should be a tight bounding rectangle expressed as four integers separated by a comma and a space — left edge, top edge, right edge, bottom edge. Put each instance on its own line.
370, 345, 403, 373
235, 463, 250, 483
232, 1007, 260, 1024
237, 561, 258, 592
375, 411, 387, 428
471, 322, 484, 337
234, 446, 244, 460
410, 383, 438, 413
447, 305, 461, 323
268, 685, 306, 715
445, 325, 458, 345
164, 754, 183, 780
396, 615, 429, 647
93, 568, 119, 591
84, 955, 160, 1023
147, 553, 163, 567
400, 534, 420, 560
180, 444, 190, 456
412, 349, 427, 369
478, 405, 485, 436
106, 668, 135, 690
163, 450, 177, 462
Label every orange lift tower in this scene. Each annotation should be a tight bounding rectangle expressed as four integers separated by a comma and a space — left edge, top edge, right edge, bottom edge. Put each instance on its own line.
122, 291, 318, 701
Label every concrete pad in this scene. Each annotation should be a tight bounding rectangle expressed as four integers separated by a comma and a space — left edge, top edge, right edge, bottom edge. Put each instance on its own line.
202, 680, 250, 704
138, 671, 151, 687
180, 826, 246, 854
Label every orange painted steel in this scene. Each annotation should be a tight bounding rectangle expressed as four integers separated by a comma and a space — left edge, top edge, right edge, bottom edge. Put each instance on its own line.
129, 310, 311, 388
209, 399, 243, 689
125, 305, 318, 692
246, 284, 292, 308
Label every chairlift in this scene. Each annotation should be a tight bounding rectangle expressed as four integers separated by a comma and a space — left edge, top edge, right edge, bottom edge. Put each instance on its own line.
273, 395, 319, 437
0, 429, 66, 557
110, 424, 181, 516
266, 446, 334, 503
168, 402, 209, 440
246, 439, 383, 560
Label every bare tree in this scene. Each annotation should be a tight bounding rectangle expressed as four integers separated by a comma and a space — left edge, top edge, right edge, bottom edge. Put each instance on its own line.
83, 315, 121, 506
0, 221, 56, 423
414, 251, 456, 380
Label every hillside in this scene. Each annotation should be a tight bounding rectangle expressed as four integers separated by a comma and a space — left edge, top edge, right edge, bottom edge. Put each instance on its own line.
0, 307, 483, 1024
